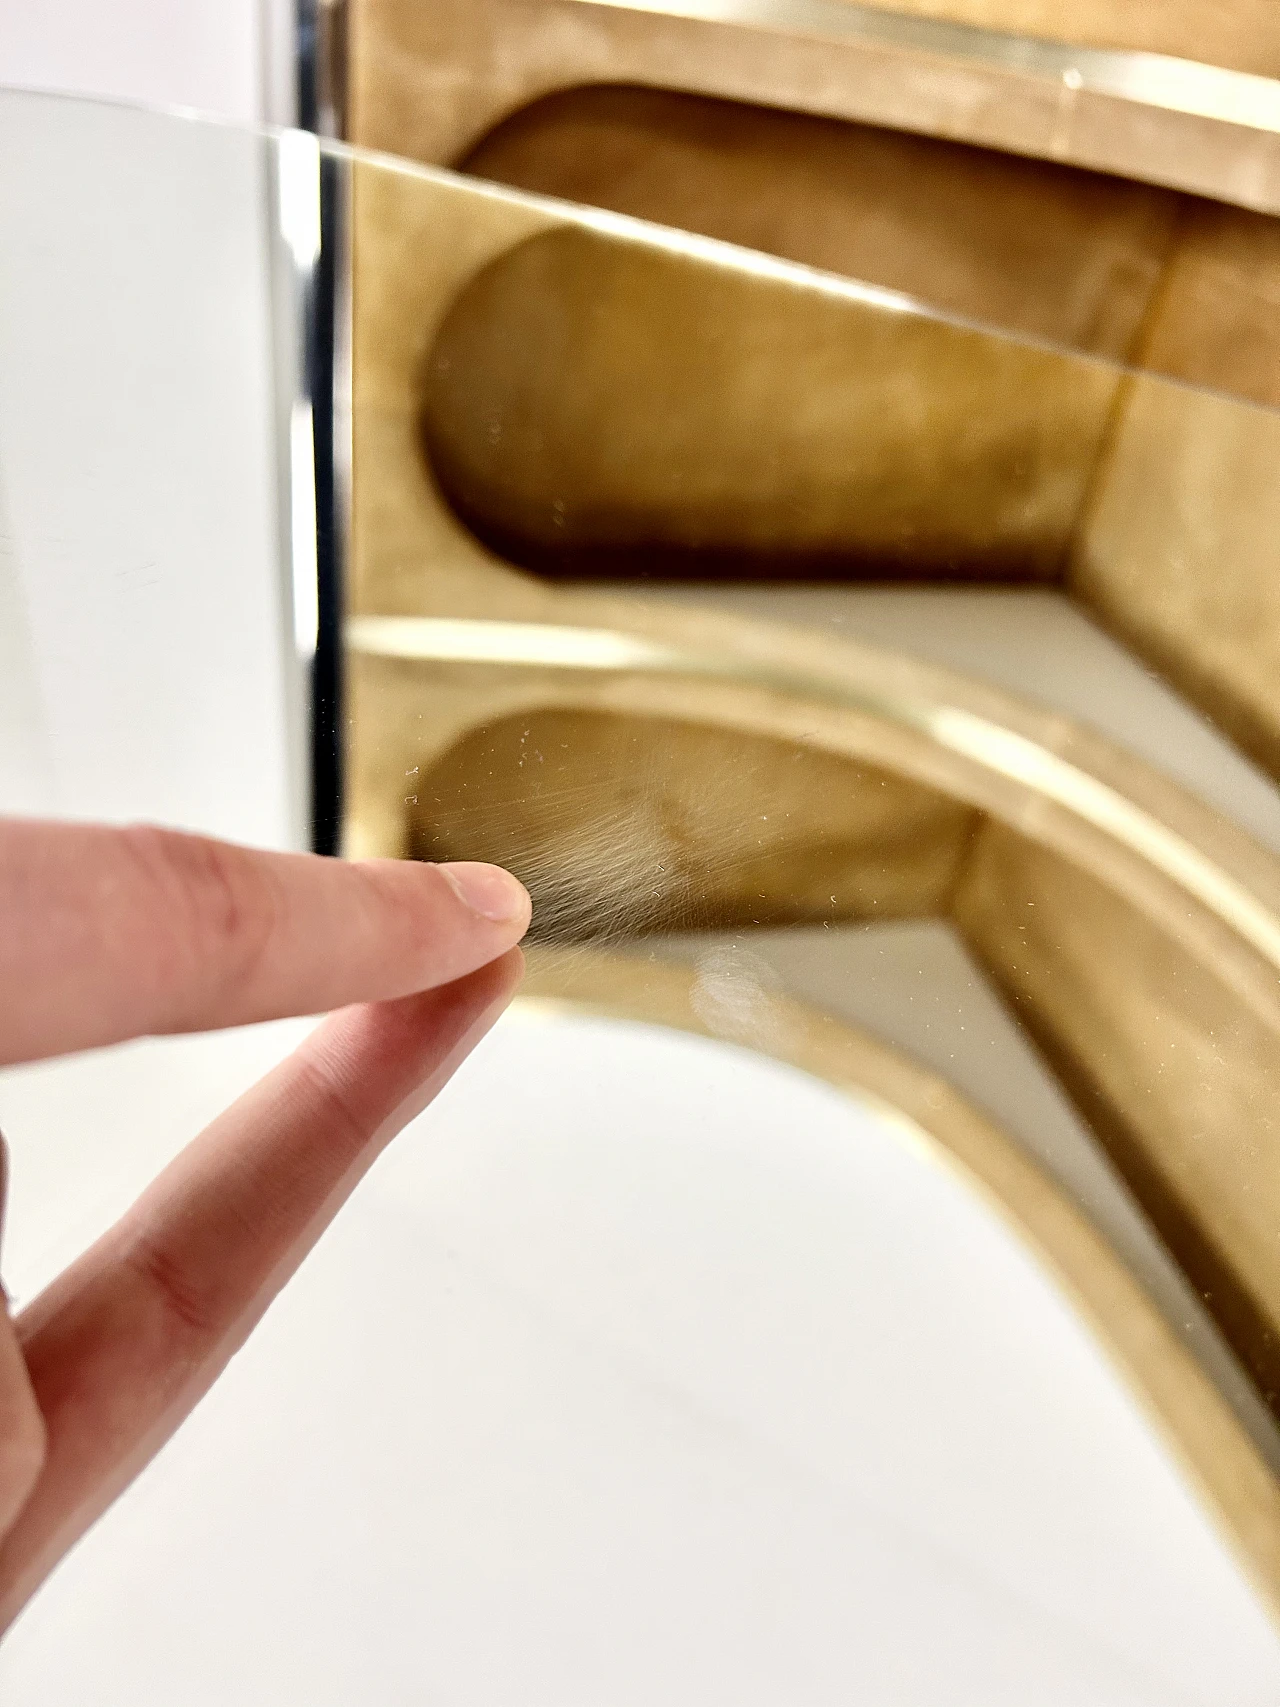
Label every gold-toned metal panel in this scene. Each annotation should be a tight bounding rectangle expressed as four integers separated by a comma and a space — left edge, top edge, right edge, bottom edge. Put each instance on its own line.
345, 148, 1280, 1617
1133, 198, 1280, 407
521, 942, 1280, 1606
457, 85, 1280, 409
459, 86, 1182, 362
423, 225, 1117, 582
818, 0, 1279, 75
353, 110, 1280, 789
346, 614, 1280, 1604
956, 823, 1280, 1409
411, 708, 977, 931
346, 0, 1280, 212
344, 0, 1280, 784
1072, 379, 1280, 779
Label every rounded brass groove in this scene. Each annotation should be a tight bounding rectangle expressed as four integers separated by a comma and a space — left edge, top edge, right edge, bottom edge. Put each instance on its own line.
344, 153, 1280, 1618
347, 0, 1280, 778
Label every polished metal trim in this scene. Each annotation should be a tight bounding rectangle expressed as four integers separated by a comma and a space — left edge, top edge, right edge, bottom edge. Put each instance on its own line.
348, 614, 1280, 975
268, 125, 349, 854
577, 0, 1280, 133
342, 0, 1280, 216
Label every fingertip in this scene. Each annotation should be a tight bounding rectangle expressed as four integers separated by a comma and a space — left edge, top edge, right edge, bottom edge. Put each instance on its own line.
436, 862, 532, 930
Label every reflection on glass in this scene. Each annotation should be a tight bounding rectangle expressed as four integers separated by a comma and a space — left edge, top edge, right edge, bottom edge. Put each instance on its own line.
5, 85, 1280, 1703
341, 127, 1280, 1621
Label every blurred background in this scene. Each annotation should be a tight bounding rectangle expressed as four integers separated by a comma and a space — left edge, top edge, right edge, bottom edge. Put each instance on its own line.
0, 0, 294, 125
8, 8, 1280, 1703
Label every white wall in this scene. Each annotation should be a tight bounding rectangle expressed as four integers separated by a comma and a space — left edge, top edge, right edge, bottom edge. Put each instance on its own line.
0, 0, 293, 125
0, 94, 298, 848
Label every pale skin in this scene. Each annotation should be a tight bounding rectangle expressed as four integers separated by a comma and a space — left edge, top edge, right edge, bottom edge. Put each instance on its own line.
0, 817, 532, 1632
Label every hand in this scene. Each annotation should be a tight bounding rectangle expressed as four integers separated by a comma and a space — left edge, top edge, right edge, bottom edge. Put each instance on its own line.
0, 818, 531, 1630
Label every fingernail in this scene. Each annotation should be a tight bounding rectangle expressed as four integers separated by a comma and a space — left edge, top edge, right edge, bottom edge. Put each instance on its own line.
437, 862, 531, 924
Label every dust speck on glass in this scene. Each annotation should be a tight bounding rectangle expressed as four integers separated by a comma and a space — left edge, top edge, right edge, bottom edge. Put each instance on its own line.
5, 8, 1280, 1691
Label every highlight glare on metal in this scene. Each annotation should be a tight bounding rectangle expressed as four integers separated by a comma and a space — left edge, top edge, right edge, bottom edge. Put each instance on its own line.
349, 614, 1280, 974
576, 0, 1280, 134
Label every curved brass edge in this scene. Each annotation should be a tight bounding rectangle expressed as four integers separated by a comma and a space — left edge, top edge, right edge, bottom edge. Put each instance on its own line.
347, 0, 1280, 213
344, 151, 1280, 1434
456, 85, 1189, 380
420, 222, 1118, 585
572, 0, 1280, 128
344, 599, 1280, 1426
456, 86, 1280, 413
344, 145, 1111, 356
347, 138, 1276, 405
346, 609, 1280, 992
516, 942, 1280, 1621
348, 157, 1280, 791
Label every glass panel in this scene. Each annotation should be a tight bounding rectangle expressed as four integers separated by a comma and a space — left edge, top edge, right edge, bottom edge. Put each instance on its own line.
5, 85, 1280, 1703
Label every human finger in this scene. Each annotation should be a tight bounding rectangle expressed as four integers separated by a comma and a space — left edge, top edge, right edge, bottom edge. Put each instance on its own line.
0, 951, 522, 1627
0, 817, 530, 1064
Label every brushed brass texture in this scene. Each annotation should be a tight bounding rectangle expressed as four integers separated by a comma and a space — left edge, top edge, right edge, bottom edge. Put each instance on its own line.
350, 621, 1280, 1417
344, 0, 1280, 396
345, 0, 1280, 210
343, 0, 1280, 780
455, 88, 1280, 410
462, 88, 1187, 371
417, 215, 1280, 778
344, 159, 1280, 1602
421, 223, 1116, 585
1072, 381, 1280, 778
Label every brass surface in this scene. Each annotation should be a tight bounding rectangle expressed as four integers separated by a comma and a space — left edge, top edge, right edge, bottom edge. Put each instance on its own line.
422, 225, 1117, 583
346, 0, 1280, 211
345, 0, 1280, 771
344, 150, 1280, 1610
349, 607, 1280, 1463
410, 708, 977, 931
461, 87, 1183, 365
817, 0, 1280, 74
1072, 379, 1280, 779
410, 198, 1280, 779
344, 0, 1280, 413
1133, 199, 1280, 405
457, 86, 1280, 410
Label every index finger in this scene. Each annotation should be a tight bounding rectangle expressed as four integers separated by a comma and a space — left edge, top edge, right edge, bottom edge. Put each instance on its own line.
0, 818, 531, 1065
